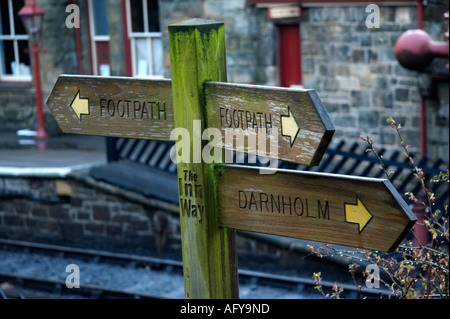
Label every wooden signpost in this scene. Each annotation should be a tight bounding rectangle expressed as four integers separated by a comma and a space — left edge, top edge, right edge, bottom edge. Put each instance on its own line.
47, 19, 416, 299
47, 75, 173, 140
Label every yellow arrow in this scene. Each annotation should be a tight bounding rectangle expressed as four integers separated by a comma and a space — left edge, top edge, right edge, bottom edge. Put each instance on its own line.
70, 91, 89, 120
281, 106, 300, 147
345, 196, 373, 233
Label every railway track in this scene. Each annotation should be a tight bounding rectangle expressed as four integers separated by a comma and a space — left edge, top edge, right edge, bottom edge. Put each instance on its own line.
0, 272, 158, 299
0, 238, 394, 299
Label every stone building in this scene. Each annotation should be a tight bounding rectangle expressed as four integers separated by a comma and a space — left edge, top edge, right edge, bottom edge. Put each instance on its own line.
1, 0, 448, 161
0, 1, 448, 281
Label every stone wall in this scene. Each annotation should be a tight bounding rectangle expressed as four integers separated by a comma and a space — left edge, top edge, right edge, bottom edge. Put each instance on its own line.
427, 81, 449, 161
1, 0, 448, 161
300, 3, 448, 162
0, 174, 182, 257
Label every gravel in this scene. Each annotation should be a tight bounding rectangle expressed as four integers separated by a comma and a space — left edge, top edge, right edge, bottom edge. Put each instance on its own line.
0, 247, 311, 299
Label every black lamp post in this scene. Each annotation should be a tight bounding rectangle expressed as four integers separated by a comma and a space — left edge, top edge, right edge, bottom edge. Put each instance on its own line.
18, 0, 48, 139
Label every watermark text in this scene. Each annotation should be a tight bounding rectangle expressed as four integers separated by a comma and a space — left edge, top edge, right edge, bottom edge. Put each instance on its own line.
65, 263, 80, 288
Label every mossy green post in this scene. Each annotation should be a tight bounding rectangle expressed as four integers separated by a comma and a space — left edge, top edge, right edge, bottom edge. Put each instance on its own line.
168, 19, 239, 299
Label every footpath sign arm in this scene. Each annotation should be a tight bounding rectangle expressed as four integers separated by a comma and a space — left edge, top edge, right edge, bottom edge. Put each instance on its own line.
46, 75, 173, 140
204, 81, 335, 166
168, 19, 239, 299
215, 164, 416, 253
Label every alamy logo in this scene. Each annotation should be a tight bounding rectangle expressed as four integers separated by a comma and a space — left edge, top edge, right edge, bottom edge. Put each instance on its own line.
66, 4, 80, 29
365, 263, 380, 288
365, 4, 380, 29
65, 264, 80, 288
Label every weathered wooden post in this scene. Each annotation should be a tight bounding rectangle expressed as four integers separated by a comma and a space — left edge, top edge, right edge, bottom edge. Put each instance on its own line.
168, 19, 239, 299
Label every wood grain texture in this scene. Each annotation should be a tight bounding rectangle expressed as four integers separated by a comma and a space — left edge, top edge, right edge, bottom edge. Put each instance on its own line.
205, 82, 335, 166
216, 165, 416, 253
46, 75, 173, 140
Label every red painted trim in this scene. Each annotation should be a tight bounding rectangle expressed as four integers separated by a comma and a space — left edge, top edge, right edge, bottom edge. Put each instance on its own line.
74, 27, 83, 74
0, 80, 32, 85
248, 0, 416, 3
122, 0, 132, 77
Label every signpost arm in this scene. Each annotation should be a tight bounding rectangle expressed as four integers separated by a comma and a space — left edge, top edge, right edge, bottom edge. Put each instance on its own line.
168, 19, 239, 299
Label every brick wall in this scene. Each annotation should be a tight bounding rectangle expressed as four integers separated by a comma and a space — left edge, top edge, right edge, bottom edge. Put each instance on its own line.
0, 173, 335, 272
0, 0, 91, 134
1, 0, 447, 160
0, 84, 35, 131
0, 175, 182, 257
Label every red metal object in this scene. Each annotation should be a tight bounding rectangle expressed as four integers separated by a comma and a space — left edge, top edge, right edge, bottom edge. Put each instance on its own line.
74, 27, 83, 74
394, 12, 449, 157
394, 29, 449, 71
84, 2, 94, 74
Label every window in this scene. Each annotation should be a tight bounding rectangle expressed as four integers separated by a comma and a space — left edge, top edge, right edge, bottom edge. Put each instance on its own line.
127, 0, 163, 78
88, 0, 110, 76
0, 0, 31, 81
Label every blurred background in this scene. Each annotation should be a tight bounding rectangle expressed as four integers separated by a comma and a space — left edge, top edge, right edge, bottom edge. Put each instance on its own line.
0, 0, 448, 299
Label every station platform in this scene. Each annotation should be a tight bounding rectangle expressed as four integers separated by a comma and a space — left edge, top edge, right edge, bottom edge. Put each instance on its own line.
0, 131, 106, 176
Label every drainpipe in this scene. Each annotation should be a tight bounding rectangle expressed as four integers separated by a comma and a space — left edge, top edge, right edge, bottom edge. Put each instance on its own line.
69, 0, 83, 74
417, 0, 423, 30
394, 8, 449, 246
394, 14, 449, 158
